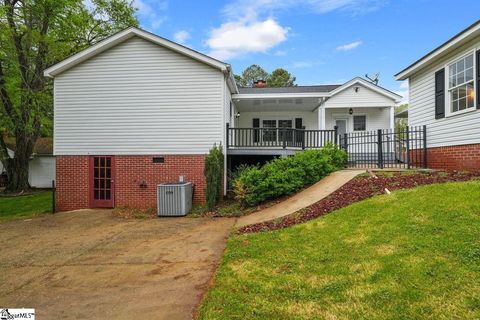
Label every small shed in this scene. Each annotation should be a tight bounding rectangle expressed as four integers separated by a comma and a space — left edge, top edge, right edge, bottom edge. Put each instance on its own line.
1, 137, 55, 188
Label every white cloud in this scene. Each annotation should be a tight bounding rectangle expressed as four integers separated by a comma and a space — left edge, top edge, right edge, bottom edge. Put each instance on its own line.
174, 30, 190, 45
336, 41, 362, 51
134, 0, 168, 31
208, 0, 385, 61
222, 0, 386, 19
207, 19, 288, 60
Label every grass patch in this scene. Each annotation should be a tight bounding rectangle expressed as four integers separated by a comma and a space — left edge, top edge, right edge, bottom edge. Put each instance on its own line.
0, 191, 52, 221
200, 181, 480, 319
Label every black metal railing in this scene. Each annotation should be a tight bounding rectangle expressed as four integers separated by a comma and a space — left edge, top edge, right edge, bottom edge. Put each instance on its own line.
226, 124, 337, 150
339, 125, 427, 169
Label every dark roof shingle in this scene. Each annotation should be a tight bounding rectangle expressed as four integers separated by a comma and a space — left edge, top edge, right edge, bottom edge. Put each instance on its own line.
238, 85, 341, 94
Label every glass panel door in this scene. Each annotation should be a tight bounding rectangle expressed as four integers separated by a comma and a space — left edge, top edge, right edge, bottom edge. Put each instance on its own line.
278, 120, 293, 144
262, 120, 277, 142
90, 156, 115, 208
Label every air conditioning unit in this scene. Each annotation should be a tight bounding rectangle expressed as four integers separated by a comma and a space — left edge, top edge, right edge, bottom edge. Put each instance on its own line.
157, 182, 193, 216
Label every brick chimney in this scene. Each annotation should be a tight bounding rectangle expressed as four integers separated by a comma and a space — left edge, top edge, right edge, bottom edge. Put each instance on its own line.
253, 79, 266, 88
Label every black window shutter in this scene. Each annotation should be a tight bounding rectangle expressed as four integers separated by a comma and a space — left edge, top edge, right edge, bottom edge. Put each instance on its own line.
435, 69, 445, 119
476, 50, 480, 109
253, 118, 260, 143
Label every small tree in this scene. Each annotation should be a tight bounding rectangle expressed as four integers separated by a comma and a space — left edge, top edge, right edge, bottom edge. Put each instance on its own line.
267, 68, 296, 87
204, 144, 224, 210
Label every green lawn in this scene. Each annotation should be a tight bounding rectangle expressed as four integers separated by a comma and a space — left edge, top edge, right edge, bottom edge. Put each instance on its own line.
0, 191, 53, 221
200, 181, 480, 320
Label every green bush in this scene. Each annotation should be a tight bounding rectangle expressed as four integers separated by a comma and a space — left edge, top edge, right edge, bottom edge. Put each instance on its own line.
233, 143, 347, 207
204, 144, 224, 210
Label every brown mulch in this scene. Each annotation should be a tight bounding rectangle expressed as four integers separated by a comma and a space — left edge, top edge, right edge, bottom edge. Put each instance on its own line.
237, 171, 480, 234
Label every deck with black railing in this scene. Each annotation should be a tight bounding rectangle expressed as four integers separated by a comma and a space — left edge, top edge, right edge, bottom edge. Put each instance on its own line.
226, 125, 337, 150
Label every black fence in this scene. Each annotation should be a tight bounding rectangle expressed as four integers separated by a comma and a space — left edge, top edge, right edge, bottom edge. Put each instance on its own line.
227, 124, 337, 150
339, 125, 427, 169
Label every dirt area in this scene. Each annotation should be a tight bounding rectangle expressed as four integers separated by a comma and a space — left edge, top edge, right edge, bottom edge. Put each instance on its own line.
0, 210, 235, 319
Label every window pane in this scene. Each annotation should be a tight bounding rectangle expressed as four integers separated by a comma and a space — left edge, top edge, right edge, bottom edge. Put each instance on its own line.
452, 99, 458, 112
106, 157, 111, 167
466, 54, 474, 69
451, 88, 458, 101
457, 73, 464, 85
450, 75, 456, 87
459, 97, 467, 111
353, 116, 366, 131
451, 63, 457, 76
94, 179, 99, 189
467, 83, 475, 108
458, 85, 467, 99
100, 157, 105, 167
466, 67, 474, 82
94, 190, 99, 200
106, 190, 111, 200
457, 60, 464, 73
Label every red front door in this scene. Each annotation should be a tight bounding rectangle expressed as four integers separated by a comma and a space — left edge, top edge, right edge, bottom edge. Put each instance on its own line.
90, 156, 115, 208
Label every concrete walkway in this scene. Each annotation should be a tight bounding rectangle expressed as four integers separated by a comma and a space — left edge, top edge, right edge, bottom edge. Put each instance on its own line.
236, 169, 365, 228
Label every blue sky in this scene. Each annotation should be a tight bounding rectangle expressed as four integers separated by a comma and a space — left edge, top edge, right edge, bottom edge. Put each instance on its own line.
133, 0, 480, 102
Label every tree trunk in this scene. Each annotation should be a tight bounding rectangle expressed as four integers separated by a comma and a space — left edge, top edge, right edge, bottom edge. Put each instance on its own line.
4, 136, 34, 193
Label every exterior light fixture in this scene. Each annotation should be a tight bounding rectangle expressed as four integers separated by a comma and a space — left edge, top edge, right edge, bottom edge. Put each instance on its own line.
354, 86, 360, 93
235, 112, 241, 118
349, 108, 354, 115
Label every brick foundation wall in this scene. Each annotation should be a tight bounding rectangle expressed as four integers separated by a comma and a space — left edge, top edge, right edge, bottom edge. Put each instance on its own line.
56, 156, 90, 211
56, 155, 207, 212
425, 144, 480, 171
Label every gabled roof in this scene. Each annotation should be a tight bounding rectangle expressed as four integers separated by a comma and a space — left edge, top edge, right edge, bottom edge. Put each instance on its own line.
396, 20, 480, 80
44, 27, 231, 77
329, 77, 402, 101
233, 77, 401, 102
5, 137, 53, 155
238, 85, 341, 94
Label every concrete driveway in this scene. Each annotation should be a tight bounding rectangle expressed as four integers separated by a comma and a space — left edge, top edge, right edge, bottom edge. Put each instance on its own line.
0, 210, 234, 319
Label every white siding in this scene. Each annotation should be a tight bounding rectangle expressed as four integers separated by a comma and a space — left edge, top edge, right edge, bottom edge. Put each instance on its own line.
29, 157, 56, 188
325, 107, 391, 132
409, 35, 480, 148
54, 36, 225, 155
237, 111, 319, 129
325, 84, 396, 108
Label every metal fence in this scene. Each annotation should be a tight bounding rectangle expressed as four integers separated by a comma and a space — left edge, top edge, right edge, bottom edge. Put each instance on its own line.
339, 125, 427, 169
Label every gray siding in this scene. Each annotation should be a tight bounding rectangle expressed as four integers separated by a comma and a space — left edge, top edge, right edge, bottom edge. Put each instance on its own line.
409, 36, 480, 148
54, 36, 225, 155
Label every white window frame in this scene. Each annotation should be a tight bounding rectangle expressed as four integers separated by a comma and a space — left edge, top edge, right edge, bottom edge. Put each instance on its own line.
445, 50, 477, 117
353, 114, 368, 131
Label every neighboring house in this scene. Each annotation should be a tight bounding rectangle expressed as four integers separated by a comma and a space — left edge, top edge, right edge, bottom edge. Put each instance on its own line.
0, 138, 55, 188
44, 27, 400, 212
396, 20, 480, 170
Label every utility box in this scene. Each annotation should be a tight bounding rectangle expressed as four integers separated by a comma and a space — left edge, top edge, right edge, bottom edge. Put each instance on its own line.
157, 182, 192, 216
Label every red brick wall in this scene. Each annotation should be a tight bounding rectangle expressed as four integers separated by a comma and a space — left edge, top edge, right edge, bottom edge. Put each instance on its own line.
426, 144, 480, 171
56, 155, 207, 212
56, 156, 90, 211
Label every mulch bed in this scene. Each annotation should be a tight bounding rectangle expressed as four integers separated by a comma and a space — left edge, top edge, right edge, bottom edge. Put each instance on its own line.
238, 171, 480, 234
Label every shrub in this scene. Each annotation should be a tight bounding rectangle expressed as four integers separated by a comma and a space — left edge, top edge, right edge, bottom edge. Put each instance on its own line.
204, 144, 224, 210
232, 143, 347, 207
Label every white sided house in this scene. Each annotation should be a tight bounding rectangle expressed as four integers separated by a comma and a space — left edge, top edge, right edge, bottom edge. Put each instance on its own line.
45, 27, 400, 212
396, 20, 480, 170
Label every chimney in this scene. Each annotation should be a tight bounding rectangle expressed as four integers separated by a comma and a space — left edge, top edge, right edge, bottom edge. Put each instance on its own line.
253, 78, 266, 88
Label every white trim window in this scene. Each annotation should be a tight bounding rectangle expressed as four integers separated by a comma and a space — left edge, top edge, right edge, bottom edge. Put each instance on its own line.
353, 115, 367, 131
448, 53, 475, 113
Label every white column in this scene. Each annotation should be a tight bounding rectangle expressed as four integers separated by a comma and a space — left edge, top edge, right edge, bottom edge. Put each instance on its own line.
320, 107, 326, 130
389, 106, 395, 130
